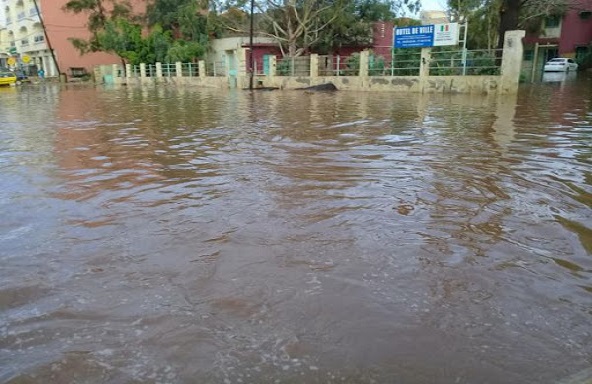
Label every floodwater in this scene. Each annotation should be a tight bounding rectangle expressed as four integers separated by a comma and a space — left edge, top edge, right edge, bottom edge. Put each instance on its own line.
0, 76, 590, 384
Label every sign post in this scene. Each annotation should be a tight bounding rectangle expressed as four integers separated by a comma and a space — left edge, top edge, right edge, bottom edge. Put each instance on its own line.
394, 23, 460, 49
394, 23, 461, 77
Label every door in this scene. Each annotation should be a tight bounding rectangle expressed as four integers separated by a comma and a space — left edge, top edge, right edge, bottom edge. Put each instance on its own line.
263, 55, 272, 75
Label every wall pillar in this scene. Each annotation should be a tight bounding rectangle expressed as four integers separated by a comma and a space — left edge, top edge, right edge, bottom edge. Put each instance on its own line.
500, 30, 526, 94
126, 64, 132, 78
237, 47, 248, 76
112, 64, 120, 78
310, 54, 319, 78
176, 62, 183, 78
359, 50, 369, 77
419, 47, 432, 93
269, 56, 277, 77
199, 60, 206, 78
140, 63, 146, 78
156, 62, 163, 78
236, 48, 248, 88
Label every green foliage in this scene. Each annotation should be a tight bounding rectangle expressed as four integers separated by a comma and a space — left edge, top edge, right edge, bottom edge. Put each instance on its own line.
276, 59, 292, 76
64, 0, 133, 51
368, 54, 386, 75
345, 53, 361, 75
65, 0, 207, 64
96, 18, 143, 63
575, 46, 592, 70
391, 48, 420, 75
429, 47, 500, 76
166, 41, 205, 63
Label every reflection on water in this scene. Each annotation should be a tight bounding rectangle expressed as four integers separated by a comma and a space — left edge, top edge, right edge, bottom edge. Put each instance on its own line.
541, 71, 578, 84
0, 78, 591, 383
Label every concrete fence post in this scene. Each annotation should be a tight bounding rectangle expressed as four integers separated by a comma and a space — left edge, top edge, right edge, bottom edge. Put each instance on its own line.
140, 63, 146, 78
419, 47, 432, 93
112, 64, 119, 78
500, 30, 526, 94
238, 47, 248, 77
199, 61, 206, 78
269, 56, 277, 77
310, 54, 319, 78
359, 50, 369, 77
176, 62, 183, 78
125, 64, 132, 78
156, 62, 163, 78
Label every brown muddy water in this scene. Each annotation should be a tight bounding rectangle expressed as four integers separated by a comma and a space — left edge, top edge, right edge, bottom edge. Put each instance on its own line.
0, 76, 591, 384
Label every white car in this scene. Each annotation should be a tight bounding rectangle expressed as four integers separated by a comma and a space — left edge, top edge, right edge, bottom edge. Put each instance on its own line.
543, 58, 579, 72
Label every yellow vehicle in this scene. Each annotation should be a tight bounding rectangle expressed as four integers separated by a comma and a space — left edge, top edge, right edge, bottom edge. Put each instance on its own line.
0, 71, 17, 86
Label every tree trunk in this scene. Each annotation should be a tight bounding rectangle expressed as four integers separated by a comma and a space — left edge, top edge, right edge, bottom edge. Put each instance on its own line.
497, 0, 521, 49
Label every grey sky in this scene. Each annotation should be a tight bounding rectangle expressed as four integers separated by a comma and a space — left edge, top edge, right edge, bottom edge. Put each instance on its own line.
421, 0, 446, 11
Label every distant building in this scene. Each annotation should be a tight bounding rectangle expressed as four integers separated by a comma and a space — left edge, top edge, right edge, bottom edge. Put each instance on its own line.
1, 0, 144, 78
523, 0, 592, 74
420, 10, 449, 25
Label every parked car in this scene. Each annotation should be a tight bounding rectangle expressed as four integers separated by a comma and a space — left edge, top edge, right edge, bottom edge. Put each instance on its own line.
0, 71, 17, 86
543, 58, 578, 72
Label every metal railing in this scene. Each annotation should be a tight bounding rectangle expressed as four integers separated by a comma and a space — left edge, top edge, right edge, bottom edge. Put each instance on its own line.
161, 63, 177, 77
146, 64, 156, 78
276, 56, 310, 76
206, 61, 226, 76
387, 50, 421, 76
429, 49, 502, 76
317, 55, 355, 76
181, 62, 199, 77
109, 48, 505, 81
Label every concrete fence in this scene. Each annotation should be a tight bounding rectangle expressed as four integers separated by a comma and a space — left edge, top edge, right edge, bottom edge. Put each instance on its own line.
96, 30, 525, 94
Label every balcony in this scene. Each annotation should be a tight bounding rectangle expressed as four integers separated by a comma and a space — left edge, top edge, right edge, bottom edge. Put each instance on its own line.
29, 7, 37, 16
17, 11, 25, 21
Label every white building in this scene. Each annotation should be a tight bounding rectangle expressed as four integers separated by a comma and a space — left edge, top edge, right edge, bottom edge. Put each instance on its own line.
1, 0, 57, 76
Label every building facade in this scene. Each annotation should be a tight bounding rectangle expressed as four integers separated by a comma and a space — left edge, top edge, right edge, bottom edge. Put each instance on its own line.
1, 0, 144, 78
523, 0, 592, 75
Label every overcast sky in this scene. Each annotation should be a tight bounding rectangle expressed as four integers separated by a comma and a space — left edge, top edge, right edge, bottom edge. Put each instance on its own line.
421, 0, 446, 11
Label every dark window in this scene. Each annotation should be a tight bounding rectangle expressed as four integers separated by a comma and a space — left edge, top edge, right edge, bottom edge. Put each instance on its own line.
568, 59, 574, 63
579, 11, 591, 19
575, 46, 589, 60
70, 67, 87, 77
523, 50, 534, 61
545, 16, 561, 28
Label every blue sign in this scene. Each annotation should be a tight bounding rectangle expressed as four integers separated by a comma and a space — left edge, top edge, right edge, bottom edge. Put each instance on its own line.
394, 25, 435, 48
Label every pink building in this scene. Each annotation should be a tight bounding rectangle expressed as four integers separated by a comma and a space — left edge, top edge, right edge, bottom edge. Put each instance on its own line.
523, 0, 592, 65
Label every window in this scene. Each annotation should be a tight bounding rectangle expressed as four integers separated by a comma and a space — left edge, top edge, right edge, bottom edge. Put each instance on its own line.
545, 15, 561, 28
70, 67, 87, 77
579, 11, 591, 19
568, 59, 575, 64
575, 46, 589, 60
34, 35, 44, 43
523, 50, 534, 61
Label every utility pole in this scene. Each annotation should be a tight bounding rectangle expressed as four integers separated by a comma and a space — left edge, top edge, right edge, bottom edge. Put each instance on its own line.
32, 0, 61, 77
249, 0, 254, 90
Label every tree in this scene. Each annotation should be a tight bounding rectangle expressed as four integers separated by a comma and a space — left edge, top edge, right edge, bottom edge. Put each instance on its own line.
215, 0, 419, 57
64, 0, 135, 53
311, 0, 410, 54
446, 0, 571, 50
447, 0, 500, 50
